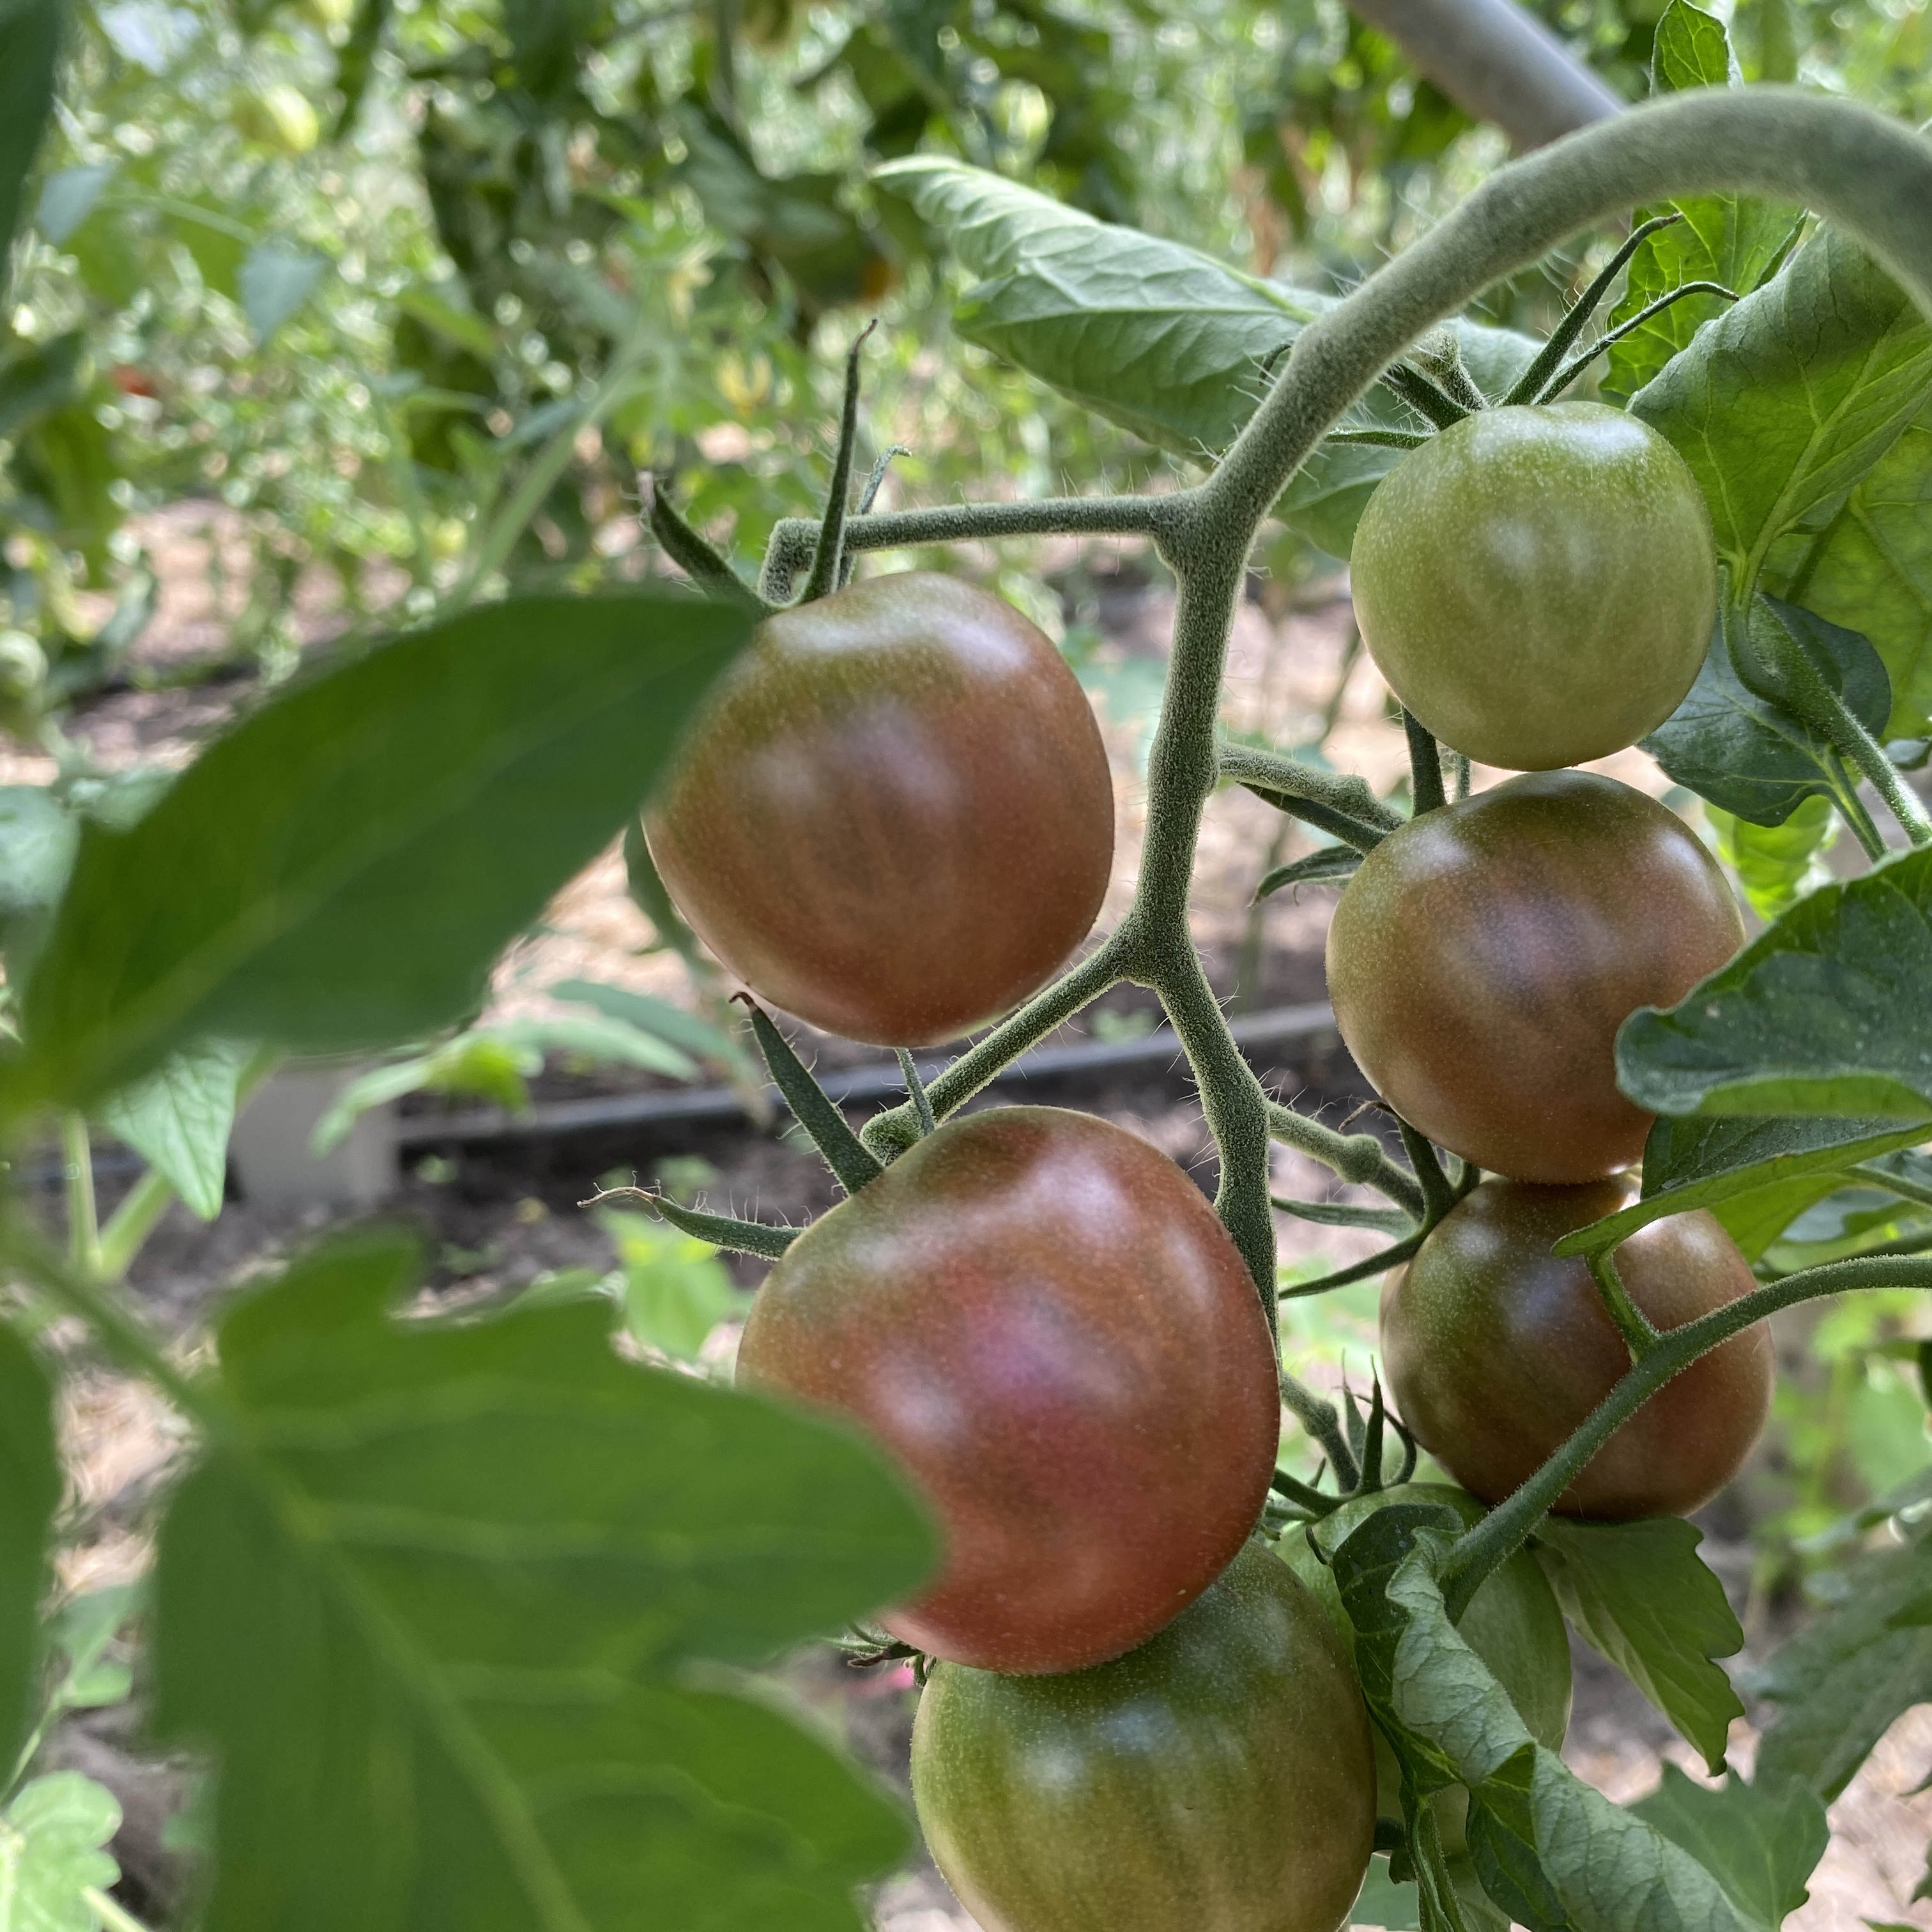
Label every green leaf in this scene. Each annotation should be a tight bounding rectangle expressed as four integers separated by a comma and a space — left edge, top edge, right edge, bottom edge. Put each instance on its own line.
1650, 0, 1738, 88
875, 157, 1537, 555
1531, 1518, 1744, 1774
238, 240, 328, 343
1556, 1113, 1932, 1259
1255, 845, 1361, 900
16, 591, 750, 1114
548, 978, 739, 1067
0, 785, 78, 960
494, 1013, 696, 1080
0, 1321, 57, 1776
1642, 597, 1890, 828
152, 1227, 935, 1932
1617, 846, 1932, 1120
1602, 6, 1792, 401
1328, 1506, 1758, 1932
1629, 1767, 1828, 1929
1755, 1484, 1932, 1800
0, 334, 86, 442
1632, 229, 1932, 595
1708, 797, 1837, 924
0, 1772, 121, 1932
47, 1583, 139, 1713
0, 0, 61, 285
33, 164, 112, 247
597, 1209, 747, 1361
1779, 402, 1932, 734
98, 1039, 251, 1221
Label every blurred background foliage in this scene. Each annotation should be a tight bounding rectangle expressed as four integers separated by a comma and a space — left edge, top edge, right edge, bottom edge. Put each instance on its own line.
6, 0, 1932, 1594
8, 0, 1929, 733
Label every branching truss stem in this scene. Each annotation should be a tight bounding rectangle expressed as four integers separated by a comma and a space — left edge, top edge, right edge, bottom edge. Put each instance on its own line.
797, 88, 1932, 1496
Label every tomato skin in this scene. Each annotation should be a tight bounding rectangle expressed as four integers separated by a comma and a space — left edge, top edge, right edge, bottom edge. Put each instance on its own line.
1325, 771, 1744, 1183
645, 572, 1113, 1046
1349, 402, 1717, 771
1382, 1178, 1773, 1519
1278, 1483, 1571, 1852
912, 1540, 1376, 1932
734, 1106, 1282, 1673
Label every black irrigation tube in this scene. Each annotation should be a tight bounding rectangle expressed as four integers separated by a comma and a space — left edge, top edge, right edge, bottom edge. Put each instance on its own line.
393, 1000, 1342, 1147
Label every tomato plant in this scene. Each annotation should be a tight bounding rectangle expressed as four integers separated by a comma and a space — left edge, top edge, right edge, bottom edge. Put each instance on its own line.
1325, 770, 1746, 1183
735, 1106, 1282, 1673
910, 1538, 1376, 1932
6, 11, 1932, 1932
1279, 1482, 1571, 1850
646, 572, 1114, 1046
1383, 1178, 1774, 1517
1350, 402, 1717, 771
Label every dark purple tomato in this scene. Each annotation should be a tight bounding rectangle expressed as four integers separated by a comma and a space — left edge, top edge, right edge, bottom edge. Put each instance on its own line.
645, 572, 1114, 1046
734, 1106, 1282, 1673
1325, 770, 1744, 1183
1381, 1177, 1773, 1519
911, 1538, 1376, 1932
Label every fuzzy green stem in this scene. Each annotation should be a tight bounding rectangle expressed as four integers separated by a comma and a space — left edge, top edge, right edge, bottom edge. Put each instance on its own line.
859, 933, 1130, 1160
1586, 1247, 1661, 1358
1266, 1101, 1427, 1215
800, 322, 875, 605
1439, 1252, 1932, 1620
758, 494, 1176, 602
61, 1115, 98, 1275
1403, 712, 1446, 815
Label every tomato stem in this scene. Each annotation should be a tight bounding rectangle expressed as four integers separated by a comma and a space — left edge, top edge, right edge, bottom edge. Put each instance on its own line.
1498, 210, 1682, 407
1584, 1248, 1661, 1360
1402, 712, 1446, 815
739, 1000, 885, 1195
799, 321, 877, 605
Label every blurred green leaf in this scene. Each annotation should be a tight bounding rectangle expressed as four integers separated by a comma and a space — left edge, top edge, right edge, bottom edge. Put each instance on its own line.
0, 334, 86, 441
47, 1583, 140, 1714
239, 240, 328, 343
16, 591, 750, 1112
0, 786, 78, 962
597, 1209, 746, 1361
97, 1039, 251, 1220
31, 164, 111, 249
1755, 1478, 1932, 1799
0, 1322, 57, 1777
152, 1227, 933, 1931
1617, 846, 1932, 1121
1643, 597, 1889, 829
1533, 1518, 1744, 1773
549, 977, 738, 1066
0, 0, 61, 287
1629, 1767, 1827, 1929
0, 1772, 121, 1932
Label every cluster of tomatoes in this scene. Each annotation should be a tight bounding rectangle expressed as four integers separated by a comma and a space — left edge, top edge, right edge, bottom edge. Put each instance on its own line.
643, 400, 1768, 1932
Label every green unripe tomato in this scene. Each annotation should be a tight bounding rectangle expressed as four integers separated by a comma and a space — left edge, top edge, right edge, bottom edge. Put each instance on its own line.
911, 1540, 1376, 1932
1349, 402, 1717, 770
1276, 1483, 1572, 1853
